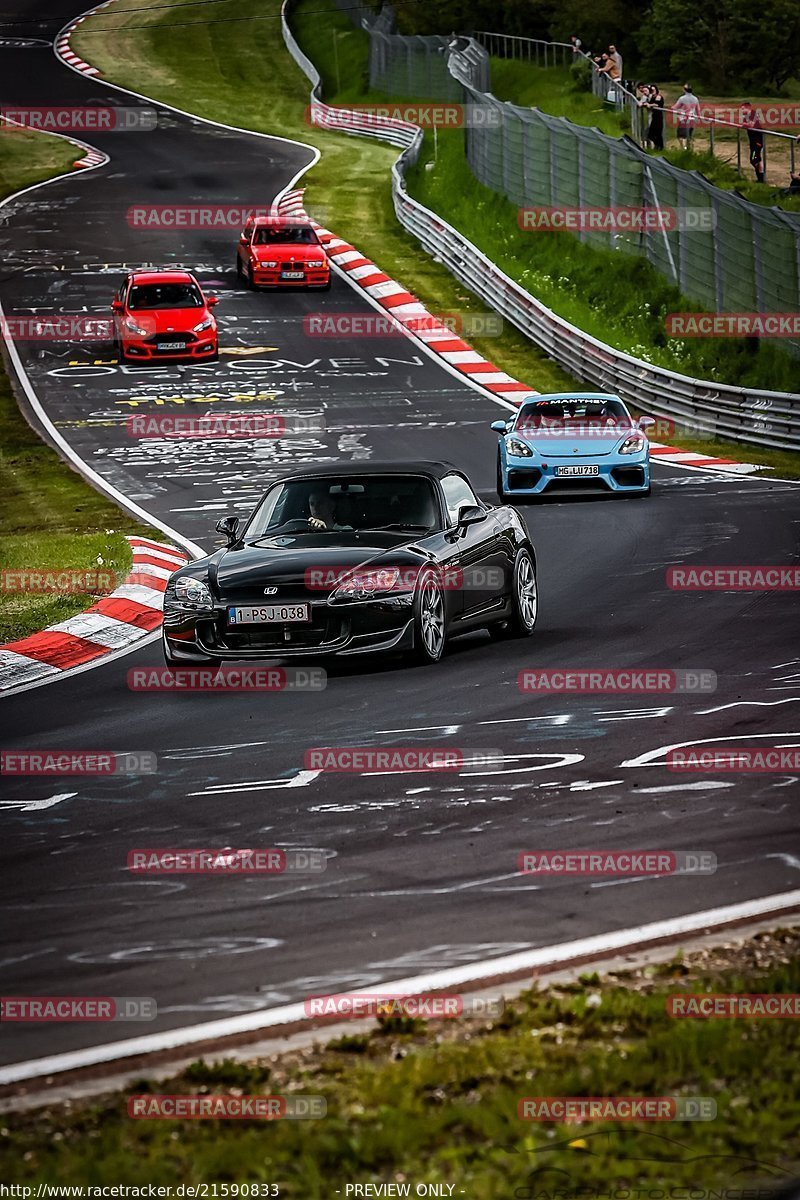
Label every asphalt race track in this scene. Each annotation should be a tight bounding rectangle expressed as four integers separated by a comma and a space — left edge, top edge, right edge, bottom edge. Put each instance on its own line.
1, 5, 799, 1073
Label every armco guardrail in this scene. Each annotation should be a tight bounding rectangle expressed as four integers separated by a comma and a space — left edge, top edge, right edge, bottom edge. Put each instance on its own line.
281, 1, 800, 452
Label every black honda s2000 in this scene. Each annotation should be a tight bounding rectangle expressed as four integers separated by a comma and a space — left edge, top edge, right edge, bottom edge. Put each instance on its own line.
163, 462, 538, 667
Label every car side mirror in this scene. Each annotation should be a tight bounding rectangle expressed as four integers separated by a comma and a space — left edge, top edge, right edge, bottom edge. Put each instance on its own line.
207, 295, 219, 306
490, 420, 508, 432
638, 416, 656, 430
457, 504, 487, 530
111, 299, 123, 311
215, 515, 240, 545
239, 234, 248, 244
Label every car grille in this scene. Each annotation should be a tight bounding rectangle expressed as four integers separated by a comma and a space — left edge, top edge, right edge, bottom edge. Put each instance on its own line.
612, 466, 646, 487
508, 468, 542, 489
146, 332, 197, 346
218, 612, 344, 651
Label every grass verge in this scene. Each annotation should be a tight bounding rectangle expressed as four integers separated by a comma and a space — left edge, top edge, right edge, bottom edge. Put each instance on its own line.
1, 929, 799, 1192
70, 0, 799, 480
0, 126, 152, 642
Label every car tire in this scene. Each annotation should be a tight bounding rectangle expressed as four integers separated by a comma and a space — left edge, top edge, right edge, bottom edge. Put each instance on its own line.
412, 568, 446, 664
490, 547, 537, 640
241, 261, 252, 289
321, 278, 332, 291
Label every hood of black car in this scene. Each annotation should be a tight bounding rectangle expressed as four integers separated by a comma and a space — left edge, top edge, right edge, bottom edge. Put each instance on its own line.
210, 533, 427, 597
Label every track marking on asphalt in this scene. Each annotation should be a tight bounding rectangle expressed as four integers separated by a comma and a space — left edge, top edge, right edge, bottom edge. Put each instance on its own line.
0, 793, 76, 813
697, 697, 800, 714
187, 770, 320, 796
620, 732, 800, 768
634, 781, 735, 794
3, 888, 799, 1086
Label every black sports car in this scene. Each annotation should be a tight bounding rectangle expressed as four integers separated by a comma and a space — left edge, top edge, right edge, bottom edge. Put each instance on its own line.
162, 462, 538, 667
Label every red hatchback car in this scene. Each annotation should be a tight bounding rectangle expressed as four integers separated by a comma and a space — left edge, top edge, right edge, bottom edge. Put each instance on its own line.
112, 269, 219, 363
236, 216, 330, 290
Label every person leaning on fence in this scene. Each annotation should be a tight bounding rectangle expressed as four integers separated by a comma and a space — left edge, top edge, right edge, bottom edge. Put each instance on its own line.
671, 84, 701, 151
570, 35, 582, 56
646, 86, 665, 150
597, 51, 621, 96
740, 103, 766, 183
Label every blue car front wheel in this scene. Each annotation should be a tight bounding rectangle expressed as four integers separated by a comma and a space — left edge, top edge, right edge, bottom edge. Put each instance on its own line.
496, 451, 511, 502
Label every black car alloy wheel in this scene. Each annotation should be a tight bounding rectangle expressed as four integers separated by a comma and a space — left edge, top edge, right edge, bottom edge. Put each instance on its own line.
413, 568, 446, 663
491, 547, 537, 639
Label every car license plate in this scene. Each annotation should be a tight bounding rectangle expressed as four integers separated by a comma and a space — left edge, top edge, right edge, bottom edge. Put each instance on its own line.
555, 465, 600, 476
158, 340, 186, 350
280, 271, 304, 280
228, 604, 310, 625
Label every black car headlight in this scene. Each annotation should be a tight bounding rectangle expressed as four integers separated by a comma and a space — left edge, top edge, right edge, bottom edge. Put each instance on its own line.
506, 437, 533, 458
171, 577, 214, 609
330, 567, 406, 602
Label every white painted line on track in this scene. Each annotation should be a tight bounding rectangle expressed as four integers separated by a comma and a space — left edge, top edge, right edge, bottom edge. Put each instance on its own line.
1, 888, 799, 1087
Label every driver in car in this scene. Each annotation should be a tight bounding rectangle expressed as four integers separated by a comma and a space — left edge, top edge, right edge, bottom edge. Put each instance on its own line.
307, 489, 354, 531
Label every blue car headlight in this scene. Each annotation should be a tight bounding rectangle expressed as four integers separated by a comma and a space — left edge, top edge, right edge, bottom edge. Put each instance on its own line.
619, 432, 647, 455
505, 437, 533, 458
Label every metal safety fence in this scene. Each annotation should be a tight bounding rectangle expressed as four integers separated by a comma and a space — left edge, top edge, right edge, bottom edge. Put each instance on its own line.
281, 0, 800, 449
473, 31, 800, 185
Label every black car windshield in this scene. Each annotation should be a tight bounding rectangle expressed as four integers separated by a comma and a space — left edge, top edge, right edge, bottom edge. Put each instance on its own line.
245, 476, 440, 538
516, 398, 630, 434
252, 227, 318, 245
129, 283, 203, 310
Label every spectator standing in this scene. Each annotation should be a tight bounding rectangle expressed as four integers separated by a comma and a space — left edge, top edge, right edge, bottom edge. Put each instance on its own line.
647, 86, 665, 150
608, 43, 623, 81
671, 83, 701, 151
570, 35, 582, 56
741, 102, 766, 183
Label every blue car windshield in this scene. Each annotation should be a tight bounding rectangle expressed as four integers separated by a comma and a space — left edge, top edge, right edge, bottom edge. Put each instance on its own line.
516, 398, 631, 436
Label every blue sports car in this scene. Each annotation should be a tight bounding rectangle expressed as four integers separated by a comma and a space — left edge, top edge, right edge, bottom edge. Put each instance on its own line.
492, 393, 654, 500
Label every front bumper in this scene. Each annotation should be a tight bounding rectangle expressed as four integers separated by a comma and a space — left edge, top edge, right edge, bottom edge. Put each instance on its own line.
502, 452, 650, 495
120, 333, 218, 361
250, 265, 330, 289
163, 595, 415, 659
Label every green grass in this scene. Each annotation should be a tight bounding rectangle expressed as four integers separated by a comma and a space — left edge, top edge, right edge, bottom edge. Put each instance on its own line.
72, 0, 800, 478
0, 127, 163, 642
2, 936, 799, 1193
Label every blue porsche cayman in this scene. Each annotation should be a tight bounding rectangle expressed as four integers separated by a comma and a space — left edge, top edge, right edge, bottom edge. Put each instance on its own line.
492, 393, 654, 500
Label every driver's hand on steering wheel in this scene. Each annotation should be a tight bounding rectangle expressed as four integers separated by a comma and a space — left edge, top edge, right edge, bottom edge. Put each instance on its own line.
308, 516, 327, 530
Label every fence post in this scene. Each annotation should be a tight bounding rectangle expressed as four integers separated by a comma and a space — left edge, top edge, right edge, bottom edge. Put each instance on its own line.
712, 193, 724, 312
